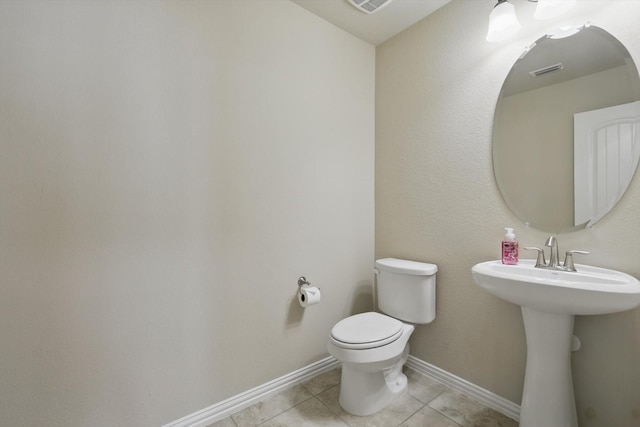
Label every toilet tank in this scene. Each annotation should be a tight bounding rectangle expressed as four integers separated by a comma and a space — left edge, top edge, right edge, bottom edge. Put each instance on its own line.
375, 258, 438, 324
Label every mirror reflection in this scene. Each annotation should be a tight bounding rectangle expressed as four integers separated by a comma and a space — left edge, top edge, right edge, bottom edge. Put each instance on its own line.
493, 25, 640, 233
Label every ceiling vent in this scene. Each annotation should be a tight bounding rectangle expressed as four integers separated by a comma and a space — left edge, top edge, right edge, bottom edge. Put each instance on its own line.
347, 0, 394, 14
529, 63, 564, 78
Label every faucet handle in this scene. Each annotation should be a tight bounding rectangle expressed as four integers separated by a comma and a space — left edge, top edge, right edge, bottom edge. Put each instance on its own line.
563, 250, 590, 272
524, 246, 546, 267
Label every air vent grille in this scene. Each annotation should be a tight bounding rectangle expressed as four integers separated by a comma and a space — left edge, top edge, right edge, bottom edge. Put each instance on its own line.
347, 0, 394, 14
529, 63, 564, 78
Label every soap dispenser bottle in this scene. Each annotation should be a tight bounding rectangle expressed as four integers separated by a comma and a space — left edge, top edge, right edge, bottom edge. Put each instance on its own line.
502, 227, 518, 265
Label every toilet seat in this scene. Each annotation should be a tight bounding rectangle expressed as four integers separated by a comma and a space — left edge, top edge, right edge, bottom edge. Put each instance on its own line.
330, 312, 403, 350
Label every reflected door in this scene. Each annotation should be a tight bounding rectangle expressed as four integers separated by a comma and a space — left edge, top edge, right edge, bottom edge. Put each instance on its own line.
574, 101, 640, 226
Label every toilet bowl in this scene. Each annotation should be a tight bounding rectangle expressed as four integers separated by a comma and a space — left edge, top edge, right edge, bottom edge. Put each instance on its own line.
327, 258, 437, 416
327, 312, 415, 416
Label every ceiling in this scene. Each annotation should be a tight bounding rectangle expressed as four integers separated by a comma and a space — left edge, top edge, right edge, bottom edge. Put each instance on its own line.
503, 25, 633, 96
289, 0, 453, 46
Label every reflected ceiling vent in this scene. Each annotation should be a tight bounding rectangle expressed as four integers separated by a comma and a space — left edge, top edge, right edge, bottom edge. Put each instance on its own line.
529, 62, 564, 77
347, 0, 394, 14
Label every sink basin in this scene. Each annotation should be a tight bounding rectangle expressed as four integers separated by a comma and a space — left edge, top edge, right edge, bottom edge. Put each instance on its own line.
472, 259, 640, 315
471, 259, 640, 427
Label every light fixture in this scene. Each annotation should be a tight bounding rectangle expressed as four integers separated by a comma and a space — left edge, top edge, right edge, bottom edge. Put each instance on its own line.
534, 0, 576, 20
486, 0, 578, 43
486, 0, 522, 43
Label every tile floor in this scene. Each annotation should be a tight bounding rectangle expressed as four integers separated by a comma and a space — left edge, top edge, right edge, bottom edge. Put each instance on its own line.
207, 367, 518, 427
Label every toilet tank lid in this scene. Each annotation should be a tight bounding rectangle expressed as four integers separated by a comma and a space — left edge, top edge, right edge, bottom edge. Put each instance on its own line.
375, 258, 437, 275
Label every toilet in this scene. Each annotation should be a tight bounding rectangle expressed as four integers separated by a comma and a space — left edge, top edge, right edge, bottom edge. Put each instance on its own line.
327, 258, 437, 416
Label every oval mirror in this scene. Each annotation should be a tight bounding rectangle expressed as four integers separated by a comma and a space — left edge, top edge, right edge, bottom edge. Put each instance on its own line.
493, 24, 640, 233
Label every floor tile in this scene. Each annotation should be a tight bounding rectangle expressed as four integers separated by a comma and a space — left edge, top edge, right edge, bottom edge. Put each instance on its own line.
317, 385, 424, 427
302, 367, 342, 396
429, 389, 518, 427
400, 405, 462, 427
314, 384, 342, 415
206, 417, 237, 427
462, 409, 518, 427
231, 384, 313, 427
404, 367, 449, 404
260, 397, 349, 427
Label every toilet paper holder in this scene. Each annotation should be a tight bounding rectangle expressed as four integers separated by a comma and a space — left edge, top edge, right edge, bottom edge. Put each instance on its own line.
297, 276, 321, 307
298, 276, 312, 294
298, 276, 321, 293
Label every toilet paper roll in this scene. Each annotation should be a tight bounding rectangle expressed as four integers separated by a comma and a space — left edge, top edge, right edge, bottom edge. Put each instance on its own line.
298, 286, 321, 307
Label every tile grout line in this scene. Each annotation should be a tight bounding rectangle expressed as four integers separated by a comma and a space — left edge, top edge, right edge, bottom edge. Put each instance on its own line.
313, 396, 350, 427
403, 369, 467, 427
423, 388, 465, 427
396, 392, 428, 427
428, 402, 465, 427
252, 393, 318, 427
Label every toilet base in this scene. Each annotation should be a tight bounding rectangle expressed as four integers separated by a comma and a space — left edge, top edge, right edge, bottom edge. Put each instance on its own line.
338, 344, 410, 416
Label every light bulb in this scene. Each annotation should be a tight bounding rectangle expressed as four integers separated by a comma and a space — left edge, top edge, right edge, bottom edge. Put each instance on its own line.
534, 0, 576, 20
486, 1, 522, 43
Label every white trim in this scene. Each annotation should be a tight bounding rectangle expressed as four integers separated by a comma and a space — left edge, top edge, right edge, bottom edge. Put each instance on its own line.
162, 356, 340, 427
163, 354, 520, 426
405, 355, 521, 422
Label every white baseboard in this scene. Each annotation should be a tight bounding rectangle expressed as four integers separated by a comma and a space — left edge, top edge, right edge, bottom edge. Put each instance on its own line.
163, 354, 520, 426
405, 355, 521, 422
162, 356, 340, 427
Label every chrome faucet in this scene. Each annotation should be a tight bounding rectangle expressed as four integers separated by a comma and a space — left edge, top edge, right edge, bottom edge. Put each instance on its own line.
524, 236, 590, 272
545, 236, 559, 268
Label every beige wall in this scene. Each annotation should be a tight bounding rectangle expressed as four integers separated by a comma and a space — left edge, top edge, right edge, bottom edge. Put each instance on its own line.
376, 1, 640, 426
0, 1, 374, 426
4, 0, 640, 425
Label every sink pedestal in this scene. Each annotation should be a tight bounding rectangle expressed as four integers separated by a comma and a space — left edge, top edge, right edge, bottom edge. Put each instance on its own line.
520, 307, 578, 427
472, 259, 640, 426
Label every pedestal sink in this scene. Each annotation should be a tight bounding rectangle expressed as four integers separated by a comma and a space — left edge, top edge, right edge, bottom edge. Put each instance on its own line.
471, 259, 640, 427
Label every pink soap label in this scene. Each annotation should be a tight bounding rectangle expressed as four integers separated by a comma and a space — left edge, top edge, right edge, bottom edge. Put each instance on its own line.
502, 242, 518, 265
